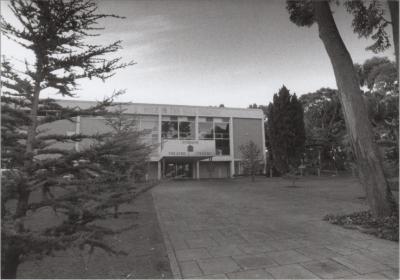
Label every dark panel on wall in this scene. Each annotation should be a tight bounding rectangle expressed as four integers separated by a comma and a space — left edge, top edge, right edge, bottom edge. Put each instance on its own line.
199, 161, 230, 178
233, 118, 264, 160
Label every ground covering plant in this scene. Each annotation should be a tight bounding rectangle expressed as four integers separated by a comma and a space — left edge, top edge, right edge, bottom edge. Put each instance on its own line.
324, 210, 399, 242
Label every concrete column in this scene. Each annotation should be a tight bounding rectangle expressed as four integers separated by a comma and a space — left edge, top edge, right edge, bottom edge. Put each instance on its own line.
158, 109, 162, 155
230, 160, 235, 178
195, 109, 199, 140
196, 161, 200, 179
157, 161, 161, 180
75, 115, 81, 152
157, 110, 163, 181
162, 159, 166, 178
229, 117, 234, 178
261, 118, 267, 175
192, 162, 196, 179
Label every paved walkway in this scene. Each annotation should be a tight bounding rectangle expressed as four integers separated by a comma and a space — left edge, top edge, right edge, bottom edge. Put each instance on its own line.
152, 177, 399, 279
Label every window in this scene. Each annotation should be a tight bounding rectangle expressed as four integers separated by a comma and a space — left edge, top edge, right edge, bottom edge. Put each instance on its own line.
199, 122, 214, 139
216, 139, 230, 155
214, 122, 229, 139
162, 121, 178, 139
214, 120, 230, 155
179, 121, 195, 139
140, 116, 158, 145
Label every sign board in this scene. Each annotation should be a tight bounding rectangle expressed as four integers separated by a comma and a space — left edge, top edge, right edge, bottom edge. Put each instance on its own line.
161, 140, 216, 157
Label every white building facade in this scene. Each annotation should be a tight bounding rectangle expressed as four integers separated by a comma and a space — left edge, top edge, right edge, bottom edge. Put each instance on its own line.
53, 101, 266, 180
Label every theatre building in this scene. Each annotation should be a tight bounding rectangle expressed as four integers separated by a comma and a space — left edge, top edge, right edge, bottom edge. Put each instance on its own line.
49, 101, 266, 180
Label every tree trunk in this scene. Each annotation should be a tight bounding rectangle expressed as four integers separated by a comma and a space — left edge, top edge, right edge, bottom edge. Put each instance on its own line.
26, 72, 42, 156
313, 1, 394, 218
388, 0, 399, 71
1, 245, 21, 279
7, 60, 44, 280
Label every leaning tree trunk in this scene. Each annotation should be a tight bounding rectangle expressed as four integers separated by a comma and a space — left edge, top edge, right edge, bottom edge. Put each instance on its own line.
2, 245, 21, 279
313, 1, 394, 218
388, 0, 399, 72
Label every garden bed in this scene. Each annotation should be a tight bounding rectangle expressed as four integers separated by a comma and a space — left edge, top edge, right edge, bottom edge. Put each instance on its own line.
324, 210, 399, 242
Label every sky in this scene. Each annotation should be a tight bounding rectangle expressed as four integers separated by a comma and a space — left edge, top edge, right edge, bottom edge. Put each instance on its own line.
1, 0, 396, 108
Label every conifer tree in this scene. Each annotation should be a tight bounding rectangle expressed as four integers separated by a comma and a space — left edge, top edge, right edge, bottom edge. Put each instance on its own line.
0, 0, 143, 278
266, 86, 306, 174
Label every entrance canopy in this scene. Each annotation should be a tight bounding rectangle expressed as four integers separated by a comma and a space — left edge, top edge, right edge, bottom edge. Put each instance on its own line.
161, 156, 212, 162
160, 139, 216, 159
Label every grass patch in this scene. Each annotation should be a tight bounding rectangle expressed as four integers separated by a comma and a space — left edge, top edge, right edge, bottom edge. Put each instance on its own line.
324, 210, 399, 242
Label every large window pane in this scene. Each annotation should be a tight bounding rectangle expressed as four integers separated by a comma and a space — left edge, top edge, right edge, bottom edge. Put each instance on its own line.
216, 139, 230, 155
214, 122, 229, 139
162, 121, 178, 139
140, 116, 158, 145
179, 121, 195, 139
199, 122, 214, 139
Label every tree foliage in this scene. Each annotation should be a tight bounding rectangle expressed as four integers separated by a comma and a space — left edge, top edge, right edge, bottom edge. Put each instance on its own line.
345, 0, 392, 53
299, 88, 348, 170
287, 0, 398, 60
1, 0, 141, 278
354, 57, 399, 172
103, 104, 152, 182
239, 140, 263, 182
286, 0, 397, 218
266, 86, 306, 174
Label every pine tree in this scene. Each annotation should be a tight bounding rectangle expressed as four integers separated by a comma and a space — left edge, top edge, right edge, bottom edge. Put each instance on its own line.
103, 104, 152, 183
288, 94, 306, 163
266, 86, 306, 174
0, 0, 144, 278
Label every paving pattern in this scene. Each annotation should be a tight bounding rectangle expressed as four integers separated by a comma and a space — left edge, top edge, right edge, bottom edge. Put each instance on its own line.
152, 177, 399, 279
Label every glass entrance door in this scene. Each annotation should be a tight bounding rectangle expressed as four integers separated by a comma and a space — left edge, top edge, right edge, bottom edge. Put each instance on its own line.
176, 162, 193, 178
164, 162, 193, 178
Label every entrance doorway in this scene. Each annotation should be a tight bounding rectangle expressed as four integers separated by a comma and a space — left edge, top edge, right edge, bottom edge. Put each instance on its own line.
164, 162, 193, 179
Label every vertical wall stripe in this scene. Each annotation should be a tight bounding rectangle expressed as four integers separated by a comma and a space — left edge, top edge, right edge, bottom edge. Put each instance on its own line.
75, 115, 80, 152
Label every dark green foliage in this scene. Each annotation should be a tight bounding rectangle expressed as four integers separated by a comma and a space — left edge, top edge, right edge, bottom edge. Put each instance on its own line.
355, 56, 398, 92
266, 86, 306, 174
103, 104, 152, 182
287, 0, 395, 54
299, 88, 348, 171
239, 141, 263, 182
1, 0, 140, 278
324, 210, 399, 241
357, 57, 399, 174
344, 0, 391, 53
1, 90, 151, 277
286, 0, 315, 27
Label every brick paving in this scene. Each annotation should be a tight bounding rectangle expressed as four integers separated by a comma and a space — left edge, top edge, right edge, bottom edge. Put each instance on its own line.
152, 177, 399, 279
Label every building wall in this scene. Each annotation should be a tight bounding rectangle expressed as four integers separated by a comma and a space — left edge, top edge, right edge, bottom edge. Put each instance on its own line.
79, 117, 113, 134
40, 102, 265, 179
233, 118, 264, 160
56, 100, 264, 119
147, 162, 159, 180
199, 161, 230, 178
37, 119, 77, 153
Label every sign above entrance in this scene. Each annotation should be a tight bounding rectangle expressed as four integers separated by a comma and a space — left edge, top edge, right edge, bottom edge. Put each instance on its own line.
161, 140, 216, 157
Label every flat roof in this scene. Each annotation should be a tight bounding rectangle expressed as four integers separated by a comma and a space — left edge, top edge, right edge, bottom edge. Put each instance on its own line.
56, 100, 264, 119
